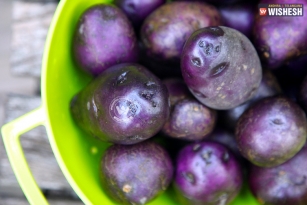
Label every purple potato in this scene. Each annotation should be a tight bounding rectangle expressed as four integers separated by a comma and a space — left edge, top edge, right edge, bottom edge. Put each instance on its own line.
141, 1, 222, 64
236, 96, 307, 167
72, 4, 138, 76
114, 0, 166, 29
253, 0, 307, 69
219, 2, 256, 39
162, 98, 217, 141
249, 144, 307, 205
70, 63, 170, 145
162, 78, 216, 141
174, 141, 243, 205
221, 69, 282, 130
101, 140, 173, 205
181, 26, 262, 110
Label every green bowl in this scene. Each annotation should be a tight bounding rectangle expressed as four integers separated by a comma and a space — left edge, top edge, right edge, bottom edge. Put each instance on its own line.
1, 0, 260, 204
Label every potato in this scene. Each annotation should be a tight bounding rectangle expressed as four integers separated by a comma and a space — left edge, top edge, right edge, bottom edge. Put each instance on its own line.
249, 144, 307, 205
72, 4, 138, 76
70, 63, 169, 145
141, 1, 222, 64
236, 96, 307, 167
181, 26, 262, 110
101, 141, 173, 205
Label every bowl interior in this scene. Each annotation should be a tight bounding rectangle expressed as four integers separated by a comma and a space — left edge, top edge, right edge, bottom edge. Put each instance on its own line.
42, 0, 259, 204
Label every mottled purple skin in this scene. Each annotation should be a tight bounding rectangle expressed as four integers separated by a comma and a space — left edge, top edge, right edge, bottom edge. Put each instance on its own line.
181, 26, 262, 110
72, 5, 138, 76
173, 0, 243, 5
163, 98, 217, 141
253, 0, 307, 69
162, 78, 192, 107
101, 141, 173, 205
162, 78, 216, 141
249, 144, 307, 205
70, 63, 170, 145
141, 1, 222, 64
221, 69, 282, 130
236, 96, 307, 167
174, 141, 243, 205
114, 0, 166, 29
299, 75, 307, 112
219, 2, 256, 39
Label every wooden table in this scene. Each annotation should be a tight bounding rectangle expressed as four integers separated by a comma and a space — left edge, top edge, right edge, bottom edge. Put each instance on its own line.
1, 1, 84, 204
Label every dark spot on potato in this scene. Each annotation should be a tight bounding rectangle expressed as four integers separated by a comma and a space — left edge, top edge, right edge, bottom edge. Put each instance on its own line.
182, 172, 195, 184
116, 71, 129, 85
127, 135, 141, 140
152, 101, 157, 107
223, 152, 229, 163
192, 89, 207, 98
240, 40, 246, 51
209, 62, 229, 77
272, 118, 283, 125
207, 26, 224, 37
141, 91, 155, 100
193, 144, 201, 151
215, 45, 220, 53
201, 150, 212, 165
199, 41, 205, 48
293, 175, 306, 186
247, 87, 257, 98
205, 43, 214, 56
191, 57, 201, 67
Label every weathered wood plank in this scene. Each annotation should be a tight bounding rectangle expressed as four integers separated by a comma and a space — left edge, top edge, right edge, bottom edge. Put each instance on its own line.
10, 1, 58, 77
0, 95, 81, 202
0, 196, 84, 205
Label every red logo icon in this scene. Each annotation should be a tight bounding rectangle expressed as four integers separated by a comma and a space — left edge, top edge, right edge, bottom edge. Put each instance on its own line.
259, 8, 267, 15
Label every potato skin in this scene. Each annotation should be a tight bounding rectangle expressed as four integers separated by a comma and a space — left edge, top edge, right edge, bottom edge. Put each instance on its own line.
141, 1, 222, 63
101, 141, 173, 205
219, 2, 256, 39
249, 145, 307, 205
220, 69, 282, 130
174, 141, 243, 205
181, 26, 262, 110
72, 4, 138, 76
114, 0, 166, 28
70, 63, 169, 145
253, 0, 307, 69
236, 96, 307, 167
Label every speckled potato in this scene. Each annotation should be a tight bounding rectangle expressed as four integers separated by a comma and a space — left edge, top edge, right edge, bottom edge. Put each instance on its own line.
236, 96, 307, 167
174, 141, 243, 205
181, 26, 262, 110
253, 0, 307, 69
221, 69, 282, 130
100, 141, 173, 205
141, 1, 222, 63
249, 144, 307, 205
72, 4, 138, 76
70, 63, 169, 145
162, 78, 216, 141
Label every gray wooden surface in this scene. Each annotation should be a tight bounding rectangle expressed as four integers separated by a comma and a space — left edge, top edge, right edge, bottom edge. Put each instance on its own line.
1, 0, 85, 204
